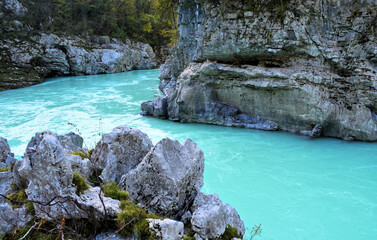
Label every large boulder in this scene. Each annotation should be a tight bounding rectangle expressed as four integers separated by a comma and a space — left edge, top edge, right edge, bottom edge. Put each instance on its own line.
190, 192, 245, 239
16, 131, 119, 219
148, 219, 184, 240
91, 126, 153, 183
120, 138, 204, 218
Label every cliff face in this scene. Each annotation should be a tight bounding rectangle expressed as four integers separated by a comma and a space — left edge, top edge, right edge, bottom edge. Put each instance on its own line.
0, 0, 157, 91
142, 0, 377, 141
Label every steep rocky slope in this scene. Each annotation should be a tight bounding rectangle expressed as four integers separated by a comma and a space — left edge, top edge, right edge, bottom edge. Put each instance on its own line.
142, 0, 377, 141
0, 0, 157, 91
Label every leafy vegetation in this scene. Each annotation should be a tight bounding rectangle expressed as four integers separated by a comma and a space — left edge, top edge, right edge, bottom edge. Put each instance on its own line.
102, 182, 129, 201
72, 172, 89, 195
17, 0, 178, 47
7, 188, 27, 209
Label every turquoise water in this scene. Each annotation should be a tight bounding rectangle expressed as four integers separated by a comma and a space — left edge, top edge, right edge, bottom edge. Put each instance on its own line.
1, 69, 377, 240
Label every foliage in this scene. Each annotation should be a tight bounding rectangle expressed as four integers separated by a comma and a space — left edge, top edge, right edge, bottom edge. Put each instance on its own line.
7, 189, 27, 209
72, 172, 89, 195
117, 199, 158, 239
183, 229, 196, 240
18, 0, 178, 46
88, 168, 103, 186
26, 202, 35, 215
68, 151, 90, 160
102, 182, 129, 201
0, 166, 11, 172
208, 225, 242, 240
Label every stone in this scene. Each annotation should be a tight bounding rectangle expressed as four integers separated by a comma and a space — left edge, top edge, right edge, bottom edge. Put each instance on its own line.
121, 138, 204, 218
300, 124, 323, 138
91, 126, 153, 183
0, 172, 31, 237
141, 96, 168, 118
16, 130, 120, 220
148, 219, 184, 240
0, 137, 14, 164
58, 132, 84, 152
190, 192, 245, 239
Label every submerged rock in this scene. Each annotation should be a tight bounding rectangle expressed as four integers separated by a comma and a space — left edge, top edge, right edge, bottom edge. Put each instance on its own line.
91, 126, 153, 183
190, 192, 245, 239
121, 138, 204, 218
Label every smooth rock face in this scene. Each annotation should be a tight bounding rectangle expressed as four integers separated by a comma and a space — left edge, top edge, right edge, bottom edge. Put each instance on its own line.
143, 0, 377, 141
91, 126, 153, 183
16, 131, 119, 220
190, 192, 245, 239
148, 219, 184, 240
121, 138, 204, 218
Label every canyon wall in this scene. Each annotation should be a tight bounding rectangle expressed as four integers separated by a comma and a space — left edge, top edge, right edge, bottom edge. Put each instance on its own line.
143, 0, 377, 141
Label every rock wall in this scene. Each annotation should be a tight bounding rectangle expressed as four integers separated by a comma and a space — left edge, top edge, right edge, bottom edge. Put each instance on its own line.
142, 0, 377, 141
0, 0, 157, 91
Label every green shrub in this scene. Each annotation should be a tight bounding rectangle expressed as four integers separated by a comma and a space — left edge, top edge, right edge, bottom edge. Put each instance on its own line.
72, 172, 89, 196
26, 202, 35, 215
0, 166, 10, 172
183, 229, 196, 240
89, 168, 103, 186
116, 199, 159, 239
7, 189, 27, 208
102, 182, 128, 201
68, 151, 89, 160
209, 225, 242, 240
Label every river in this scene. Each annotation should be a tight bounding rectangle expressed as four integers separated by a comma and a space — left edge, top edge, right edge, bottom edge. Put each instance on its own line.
1, 69, 376, 240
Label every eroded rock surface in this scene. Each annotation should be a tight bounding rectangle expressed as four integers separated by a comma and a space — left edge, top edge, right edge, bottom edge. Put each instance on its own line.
0, 172, 31, 236
190, 192, 245, 239
92, 126, 153, 183
15, 131, 119, 220
143, 0, 377, 141
121, 138, 204, 218
148, 219, 184, 240
0, 137, 16, 168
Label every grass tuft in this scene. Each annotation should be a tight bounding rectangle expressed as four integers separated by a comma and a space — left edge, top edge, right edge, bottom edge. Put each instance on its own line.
72, 172, 89, 196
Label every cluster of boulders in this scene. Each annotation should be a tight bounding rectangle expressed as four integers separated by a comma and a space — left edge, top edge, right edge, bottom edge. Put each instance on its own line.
0, 126, 245, 239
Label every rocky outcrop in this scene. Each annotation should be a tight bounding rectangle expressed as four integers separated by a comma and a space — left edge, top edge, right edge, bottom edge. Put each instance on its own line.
148, 219, 184, 240
15, 130, 119, 220
91, 126, 153, 183
0, 172, 31, 236
0, 127, 244, 239
143, 0, 377, 141
0, 0, 157, 91
120, 137, 204, 218
190, 192, 245, 239
0, 137, 16, 168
